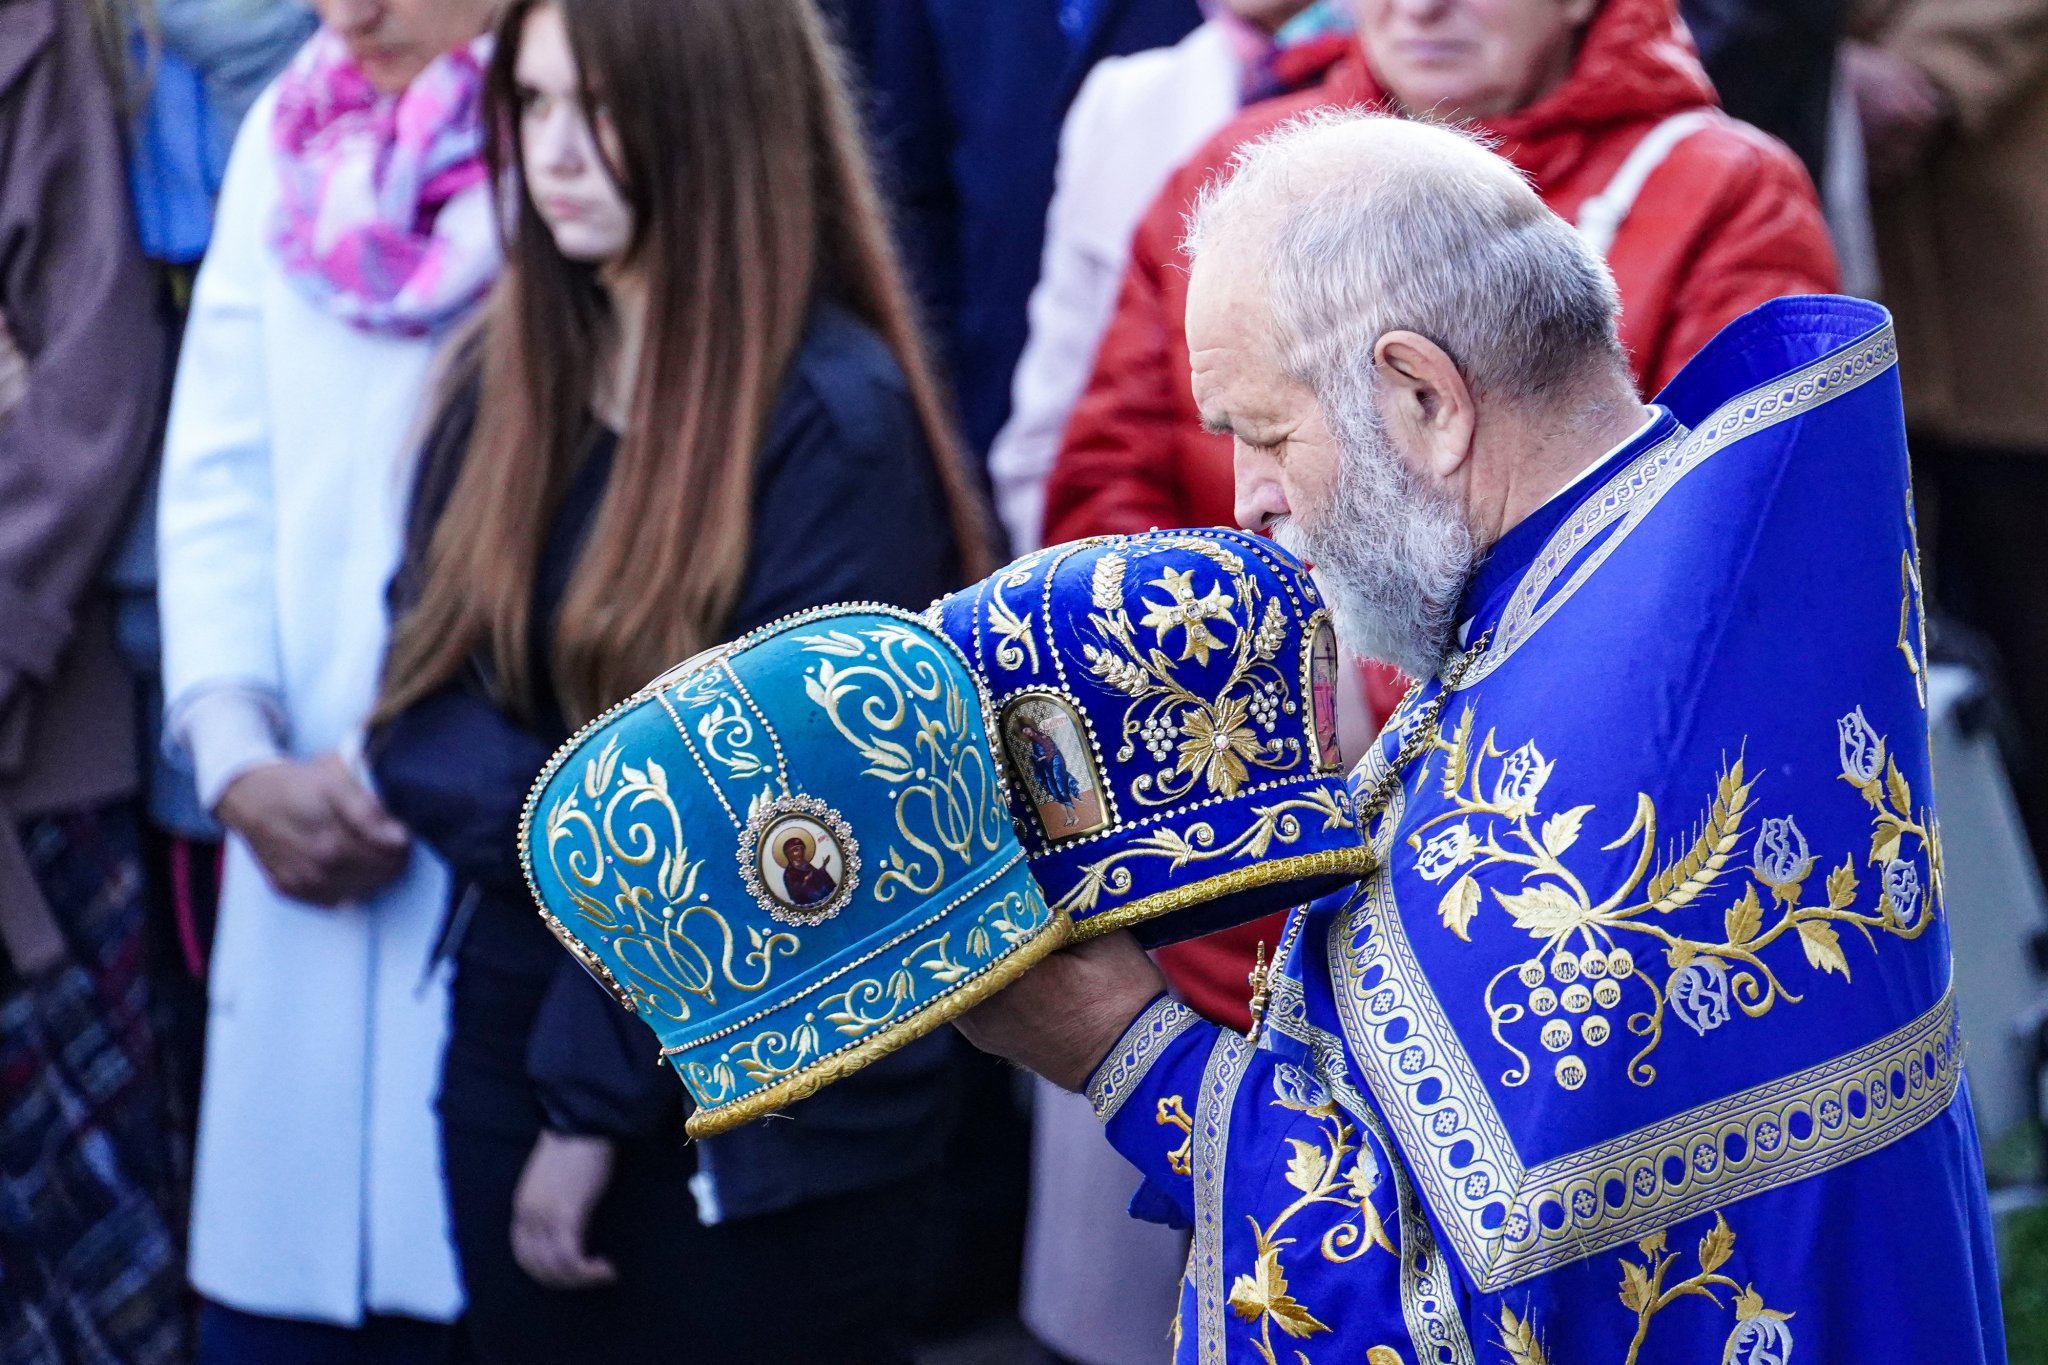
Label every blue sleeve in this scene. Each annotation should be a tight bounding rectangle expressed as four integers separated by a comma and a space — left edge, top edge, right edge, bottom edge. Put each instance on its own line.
1087, 995, 1222, 1230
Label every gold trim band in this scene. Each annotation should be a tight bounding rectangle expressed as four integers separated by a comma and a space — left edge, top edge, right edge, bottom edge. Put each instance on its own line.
1068, 844, 1378, 942
683, 910, 1071, 1138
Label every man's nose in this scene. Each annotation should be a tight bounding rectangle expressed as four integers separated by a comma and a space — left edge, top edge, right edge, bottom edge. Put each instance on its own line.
1233, 448, 1289, 533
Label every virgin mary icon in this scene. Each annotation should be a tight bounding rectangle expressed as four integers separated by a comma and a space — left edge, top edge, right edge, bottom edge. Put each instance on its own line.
742, 794, 860, 924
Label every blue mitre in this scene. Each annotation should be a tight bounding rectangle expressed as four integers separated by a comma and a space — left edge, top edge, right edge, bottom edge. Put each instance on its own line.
520, 606, 1064, 1138
931, 528, 1371, 946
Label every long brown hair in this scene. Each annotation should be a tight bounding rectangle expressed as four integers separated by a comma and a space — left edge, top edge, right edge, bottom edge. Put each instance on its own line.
376, 0, 990, 729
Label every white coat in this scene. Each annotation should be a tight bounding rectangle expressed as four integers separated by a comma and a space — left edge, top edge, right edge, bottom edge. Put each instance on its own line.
986, 21, 1243, 552
157, 86, 463, 1326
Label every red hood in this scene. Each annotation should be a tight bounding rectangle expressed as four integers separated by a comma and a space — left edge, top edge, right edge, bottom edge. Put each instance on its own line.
1322, 0, 1716, 184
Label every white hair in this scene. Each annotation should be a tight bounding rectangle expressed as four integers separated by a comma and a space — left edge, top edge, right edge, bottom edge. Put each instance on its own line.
1188, 112, 1628, 677
1183, 109, 1627, 411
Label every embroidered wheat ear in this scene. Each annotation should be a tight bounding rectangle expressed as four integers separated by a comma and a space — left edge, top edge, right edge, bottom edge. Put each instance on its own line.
1495, 1304, 1549, 1365
1091, 553, 1126, 611
1646, 756, 1757, 914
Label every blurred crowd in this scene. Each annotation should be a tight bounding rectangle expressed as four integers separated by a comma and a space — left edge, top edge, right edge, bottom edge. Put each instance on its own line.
0, 0, 2041, 1362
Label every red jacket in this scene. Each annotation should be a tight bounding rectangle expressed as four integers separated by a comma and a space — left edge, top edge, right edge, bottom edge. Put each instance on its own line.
1045, 0, 1838, 547
1055, 0, 1839, 1031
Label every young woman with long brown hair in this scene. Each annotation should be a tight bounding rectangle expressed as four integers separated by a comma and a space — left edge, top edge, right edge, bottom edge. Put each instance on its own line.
367, 0, 991, 1359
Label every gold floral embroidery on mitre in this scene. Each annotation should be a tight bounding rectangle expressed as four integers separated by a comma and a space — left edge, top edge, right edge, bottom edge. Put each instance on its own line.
1079, 540, 1303, 807
1405, 706, 1938, 1090
540, 734, 799, 1024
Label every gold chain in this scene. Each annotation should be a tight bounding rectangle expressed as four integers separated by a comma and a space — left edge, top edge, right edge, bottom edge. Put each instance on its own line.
1353, 630, 1491, 829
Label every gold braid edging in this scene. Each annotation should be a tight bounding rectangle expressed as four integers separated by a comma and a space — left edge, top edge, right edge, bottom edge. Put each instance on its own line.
683, 909, 1072, 1138
1068, 845, 1379, 942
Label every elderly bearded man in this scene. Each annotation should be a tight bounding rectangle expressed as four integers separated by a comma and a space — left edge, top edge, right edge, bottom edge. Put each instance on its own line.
959, 113, 2003, 1364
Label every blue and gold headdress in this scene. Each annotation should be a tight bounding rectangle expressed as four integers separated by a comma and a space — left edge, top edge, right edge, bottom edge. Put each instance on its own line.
932, 528, 1371, 945
521, 605, 1065, 1137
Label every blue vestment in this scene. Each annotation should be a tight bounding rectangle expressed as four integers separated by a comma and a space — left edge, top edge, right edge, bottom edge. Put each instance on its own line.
1089, 298, 2004, 1363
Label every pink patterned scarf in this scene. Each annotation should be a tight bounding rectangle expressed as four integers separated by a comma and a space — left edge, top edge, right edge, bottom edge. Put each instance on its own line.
270, 29, 498, 337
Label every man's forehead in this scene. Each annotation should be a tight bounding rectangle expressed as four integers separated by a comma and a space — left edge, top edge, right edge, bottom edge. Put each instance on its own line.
1185, 250, 1272, 356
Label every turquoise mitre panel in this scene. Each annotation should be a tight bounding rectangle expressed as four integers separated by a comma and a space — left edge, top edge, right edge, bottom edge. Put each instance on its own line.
520, 605, 1064, 1137
931, 528, 1372, 946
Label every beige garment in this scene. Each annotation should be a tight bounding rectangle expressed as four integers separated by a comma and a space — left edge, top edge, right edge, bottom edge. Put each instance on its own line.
1021, 1078, 1190, 1365
0, 0, 162, 965
1854, 0, 2048, 449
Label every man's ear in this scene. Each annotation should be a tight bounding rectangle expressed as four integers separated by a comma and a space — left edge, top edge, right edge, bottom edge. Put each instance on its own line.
1373, 330, 1477, 483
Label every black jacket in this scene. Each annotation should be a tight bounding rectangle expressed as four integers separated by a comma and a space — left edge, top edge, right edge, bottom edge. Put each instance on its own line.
1680, 0, 1849, 182
371, 303, 967, 1220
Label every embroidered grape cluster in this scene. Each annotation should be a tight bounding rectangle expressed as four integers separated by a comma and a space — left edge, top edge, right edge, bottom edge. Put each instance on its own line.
1248, 680, 1283, 732
1138, 711, 1177, 763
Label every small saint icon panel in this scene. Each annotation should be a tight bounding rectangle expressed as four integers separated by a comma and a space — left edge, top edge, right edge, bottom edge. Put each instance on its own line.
1000, 692, 1110, 843
1305, 616, 1342, 774
740, 794, 860, 925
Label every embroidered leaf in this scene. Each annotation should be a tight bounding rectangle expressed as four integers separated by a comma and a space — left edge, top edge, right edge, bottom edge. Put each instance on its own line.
1227, 1249, 1332, 1339
1796, 918, 1851, 979
1439, 875, 1482, 942
1724, 884, 1763, 947
657, 848, 684, 901
585, 734, 623, 798
1368, 1348, 1406, 1365
1731, 1283, 1794, 1324
1496, 1304, 1550, 1365
1618, 1259, 1654, 1314
1870, 819, 1904, 867
1666, 939, 1698, 969
1495, 883, 1588, 937
1283, 1138, 1329, 1195
1886, 757, 1912, 817
1825, 858, 1859, 910
1637, 1230, 1667, 1257
1540, 804, 1594, 858
799, 629, 869, 659
861, 736, 916, 778
1698, 1212, 1736, 1273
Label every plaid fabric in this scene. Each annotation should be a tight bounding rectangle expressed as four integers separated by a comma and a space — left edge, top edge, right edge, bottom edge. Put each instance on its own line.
0, 810, 186, 1365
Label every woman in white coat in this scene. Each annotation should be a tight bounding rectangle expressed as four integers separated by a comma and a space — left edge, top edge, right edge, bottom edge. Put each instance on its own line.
156, 1, 498, 1359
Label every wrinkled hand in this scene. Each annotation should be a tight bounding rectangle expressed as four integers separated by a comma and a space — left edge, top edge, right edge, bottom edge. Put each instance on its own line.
953, 929, 1167, 1092
215, 754, 410, 906
1845, 42, 1954, 188
512, 1131, 619, 1291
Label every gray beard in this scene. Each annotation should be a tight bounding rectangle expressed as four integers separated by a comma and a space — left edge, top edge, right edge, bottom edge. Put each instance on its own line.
1274, 394, 1477, 680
